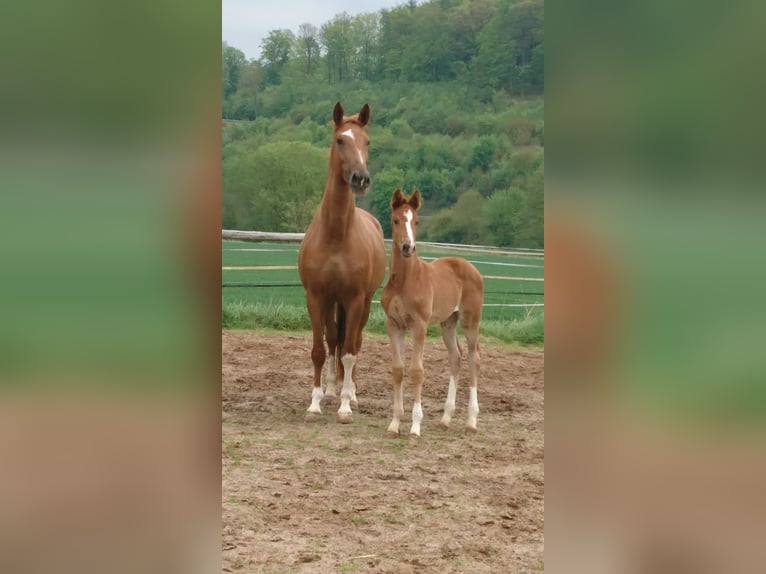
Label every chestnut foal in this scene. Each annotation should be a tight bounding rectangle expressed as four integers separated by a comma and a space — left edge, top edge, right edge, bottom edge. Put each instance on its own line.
380, 190, 484, 437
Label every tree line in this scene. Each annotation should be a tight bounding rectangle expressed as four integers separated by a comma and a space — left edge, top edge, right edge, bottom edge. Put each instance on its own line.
222, 0, 543, 248
224, 0, 543, 119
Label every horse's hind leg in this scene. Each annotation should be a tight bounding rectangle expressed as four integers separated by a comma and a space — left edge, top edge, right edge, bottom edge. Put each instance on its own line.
409, 321, 427, 438
323, 305, 338, 397
349, 295, 373, 408
462, 320, 481, 433
440, 313, 461, 428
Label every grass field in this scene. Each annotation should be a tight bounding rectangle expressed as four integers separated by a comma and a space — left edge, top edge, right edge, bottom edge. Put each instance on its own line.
222, 240, 544, 345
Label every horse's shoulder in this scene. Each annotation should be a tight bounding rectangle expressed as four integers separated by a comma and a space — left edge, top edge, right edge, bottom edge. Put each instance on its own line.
357, 208, 384, 236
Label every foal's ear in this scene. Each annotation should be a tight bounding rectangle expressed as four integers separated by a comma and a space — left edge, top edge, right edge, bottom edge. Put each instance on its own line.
333, 102, 344, 127
390, 189, 407, 209
409, 189, 423, 211
358, 103, 370, 126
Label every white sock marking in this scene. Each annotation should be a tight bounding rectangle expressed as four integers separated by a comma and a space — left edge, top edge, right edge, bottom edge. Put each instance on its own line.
307, 386, 323, 414
442, 376, 457, 425
338, 353, 357, 416
467, 386, 479, 429
411, 401, 423, 436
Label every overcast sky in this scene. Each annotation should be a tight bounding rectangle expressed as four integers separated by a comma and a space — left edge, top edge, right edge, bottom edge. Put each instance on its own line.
223, 0, 407, 60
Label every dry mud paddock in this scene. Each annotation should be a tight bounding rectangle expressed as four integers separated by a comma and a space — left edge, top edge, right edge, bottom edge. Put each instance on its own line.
222, 331, 544, 573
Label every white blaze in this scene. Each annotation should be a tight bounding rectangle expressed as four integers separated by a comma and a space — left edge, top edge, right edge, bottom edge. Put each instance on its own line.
340, 128, 365, 166
404, 209, 415, 247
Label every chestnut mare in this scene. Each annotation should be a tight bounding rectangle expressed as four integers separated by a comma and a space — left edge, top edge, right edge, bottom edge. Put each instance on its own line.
298, 102, 386, 423
380, 190, 484, 437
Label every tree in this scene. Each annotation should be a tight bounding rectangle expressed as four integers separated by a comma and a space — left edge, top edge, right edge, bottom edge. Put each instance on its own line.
367, 167, 406, 238
446, 0, 495, 67
297, 23, 320, 76
225, 60, 262, 120
482, 187, 526, 246
223, 42, 246, 100
421, 190, 487, 244
351, 13, 382, 80
223, 142, 327, 232
514, 164, 544, 247
470, 135, 498, 172
320, 14, 353, 82
507, 0, 544, 95
260, 29, 295, 85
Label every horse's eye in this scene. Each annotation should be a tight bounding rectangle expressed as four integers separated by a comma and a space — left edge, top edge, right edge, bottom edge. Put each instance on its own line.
393, 219, 399, 225
415, 221, 419, 226
336, 138, 344, 145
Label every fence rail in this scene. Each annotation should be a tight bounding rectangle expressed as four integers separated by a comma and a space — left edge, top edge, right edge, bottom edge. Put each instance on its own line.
222, 230, 543, 257
222, 230, 544, 310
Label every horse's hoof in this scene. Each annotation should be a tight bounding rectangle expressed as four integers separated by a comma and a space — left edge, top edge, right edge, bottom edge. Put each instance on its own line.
337, 412, 354, 424
408, 432, 420, 440
386, 429, 400, 439
305, 412, 322, 423
465, 425, 477, 434
439, 419, 451, 428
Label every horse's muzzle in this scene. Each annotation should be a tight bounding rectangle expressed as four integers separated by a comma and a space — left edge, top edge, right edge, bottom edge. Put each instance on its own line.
350, 170, 371, 193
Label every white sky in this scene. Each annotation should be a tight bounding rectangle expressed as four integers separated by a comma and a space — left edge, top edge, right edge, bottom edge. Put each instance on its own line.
222, 0, 408, 60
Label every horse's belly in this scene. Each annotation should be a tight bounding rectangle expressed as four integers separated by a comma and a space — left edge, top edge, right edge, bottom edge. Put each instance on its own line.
430, 297, 460, 324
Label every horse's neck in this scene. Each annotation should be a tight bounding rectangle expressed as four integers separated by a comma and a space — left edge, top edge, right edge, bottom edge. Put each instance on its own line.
319, 172, 356, 241
388, 249, 422, 288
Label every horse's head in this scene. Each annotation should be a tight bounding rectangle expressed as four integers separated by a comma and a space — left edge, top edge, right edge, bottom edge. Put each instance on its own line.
332, 102, 371, 195
390, 189, 422, 258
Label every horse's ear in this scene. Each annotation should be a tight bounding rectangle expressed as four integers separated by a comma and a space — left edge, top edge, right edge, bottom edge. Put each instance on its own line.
333, 102, 344, 127
409, 189, 423, 211
358, 103, 370, 126
391, 189, 406, 209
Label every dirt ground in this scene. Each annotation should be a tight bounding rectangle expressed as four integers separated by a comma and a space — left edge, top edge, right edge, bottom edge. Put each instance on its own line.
222, 331, 544, 574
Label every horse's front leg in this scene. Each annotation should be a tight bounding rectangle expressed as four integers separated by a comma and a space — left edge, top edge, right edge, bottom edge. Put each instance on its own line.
386, 320, 406, 437
337, 297, 365, 423
304, 292, 327, 422
409, 321, 427, 438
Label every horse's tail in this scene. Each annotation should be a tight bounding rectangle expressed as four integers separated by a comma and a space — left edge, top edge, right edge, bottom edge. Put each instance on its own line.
336, 303, 346, 361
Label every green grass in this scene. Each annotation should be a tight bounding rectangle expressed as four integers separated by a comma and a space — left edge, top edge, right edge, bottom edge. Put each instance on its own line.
222, 240, 544, 347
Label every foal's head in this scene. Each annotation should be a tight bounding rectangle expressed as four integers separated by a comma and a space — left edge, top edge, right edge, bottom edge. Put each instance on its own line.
332, 102, 371, 195
390, 189, 422, 258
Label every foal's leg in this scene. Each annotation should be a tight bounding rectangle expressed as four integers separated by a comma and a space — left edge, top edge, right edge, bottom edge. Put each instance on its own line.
323, 306, 338, 397
439, 313, 461, 428
386, 321, 406, 437
462, 323, 481, 432
337, 296, 365, 423
305, 293, 327, 421
409, 321, 427, 438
